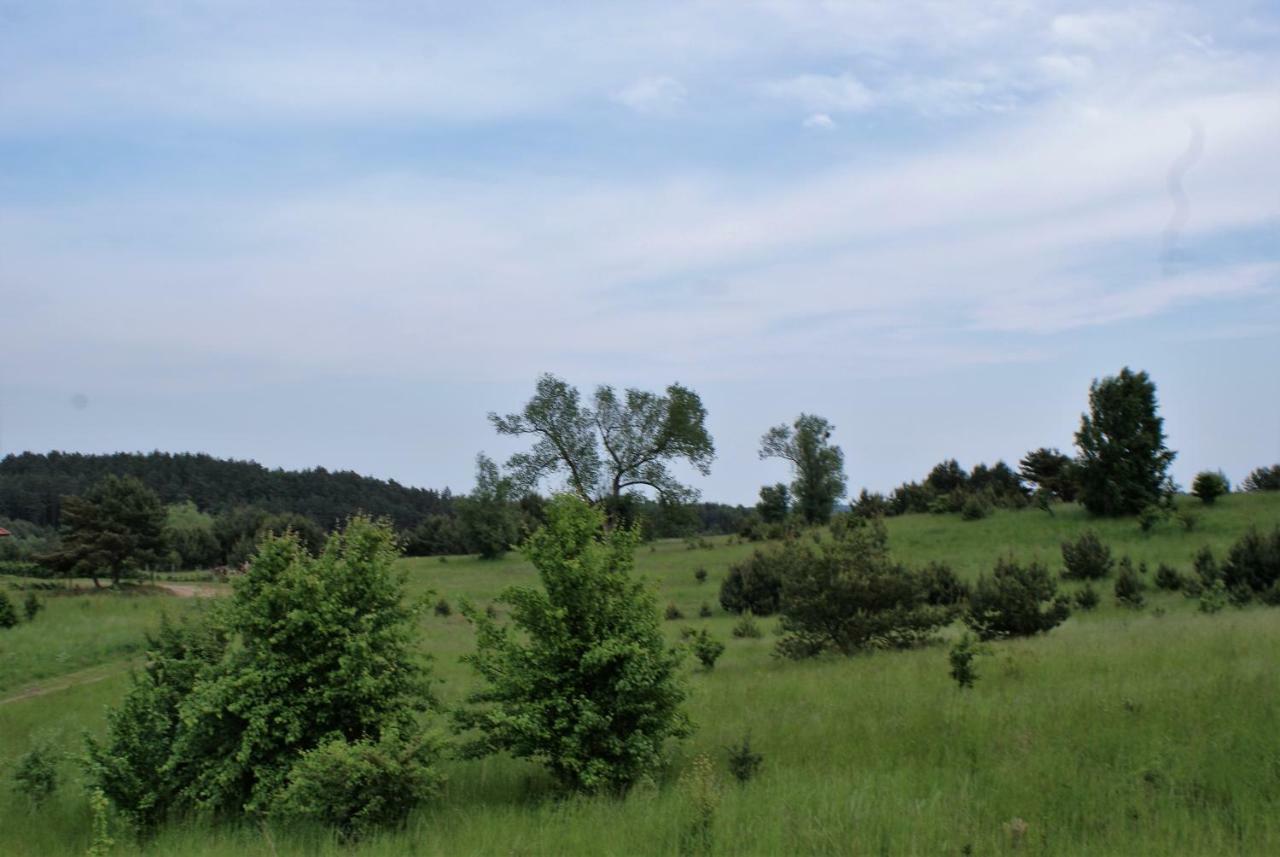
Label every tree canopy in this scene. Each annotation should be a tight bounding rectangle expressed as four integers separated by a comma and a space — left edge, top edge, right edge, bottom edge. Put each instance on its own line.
45, 475, 167, 586
490, 374, 714, 508
759, 414, 846, 525
1075, 367, 1176, 516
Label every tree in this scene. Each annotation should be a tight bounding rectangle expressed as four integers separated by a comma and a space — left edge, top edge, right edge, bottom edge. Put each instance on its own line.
457, 454, 520, 559
1075, 368, 1176, 516
759, 414, 846, 525
163, 502, 221, 570
1018, 448, 1080, 502
490, 374, 714, 511
1241, 465, 1280, 492
756, 483, 790, 524
1191, 471, 1230, 505
455, 495, 689, 793
46, 475, 166, 587
965, 556, 1070, 640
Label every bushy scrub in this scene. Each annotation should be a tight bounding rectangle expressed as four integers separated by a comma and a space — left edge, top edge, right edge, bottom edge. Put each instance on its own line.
917, 561, 970, 607
1220, 526, 1280, 604
1060, 530, 1113, 580
719, 547, 800, 616
960, 494, 991, 521
1073, 584, 1100, 611
0, 591, 17, 628
21, 591, 42, 621
948, 633, 988, 689
87, 517, 437, 828
725, 734, 763, 783
731, 613, 762, 639
965, 556, 1070, 640
686, 628, 725, 670
455, 496, 689, 794
1155, 563, 1183, 591
775, 519, 960, 658
12, 738, 60, 806
1114, 558, 1146, 609
271, 730, 442, 840
1191, 471, 1229, 505
1241, 464, 1280, 492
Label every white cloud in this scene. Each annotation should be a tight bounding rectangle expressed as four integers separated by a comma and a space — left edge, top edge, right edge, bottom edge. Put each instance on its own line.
612, 75, 687, 114
802, 112, 836, 129
764, 72, 874, 113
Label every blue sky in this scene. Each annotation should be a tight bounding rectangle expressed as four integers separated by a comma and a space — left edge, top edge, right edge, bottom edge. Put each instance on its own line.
1, 0, 1278, 504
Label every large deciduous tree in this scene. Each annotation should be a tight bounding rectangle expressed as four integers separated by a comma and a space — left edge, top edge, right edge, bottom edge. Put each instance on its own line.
1075, 367, 1176, 517
759, 414, 847, 525
47, 475, 167, 587
490, 374, 714, 509
457, 453, 520, 560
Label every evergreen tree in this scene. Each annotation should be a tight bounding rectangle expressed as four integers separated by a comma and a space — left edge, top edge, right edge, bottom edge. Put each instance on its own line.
46, 475, 166, 586
1075, 368, 1176, 516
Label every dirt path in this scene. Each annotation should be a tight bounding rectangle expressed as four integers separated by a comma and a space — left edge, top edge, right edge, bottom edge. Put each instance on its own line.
0, 661, 135, 707
157, 583, 221, 598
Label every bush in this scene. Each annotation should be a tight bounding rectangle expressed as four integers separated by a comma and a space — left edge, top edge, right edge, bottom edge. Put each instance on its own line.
694, 567, 708, 585
0, 591, 19, 628
1074, 585, 1100, 611
1191, 471, 1229, 505
1241, 464, 1280, 492
917, 561, 970, 607
687, 628, 725, 670
455, 496, 689, 794
776, 520, 960, 658
0, 560, 48, 578
1155, 563, 1183, 592
665, 602, 685, 621
731, 613, 762, 639
719, 547, 799, 616
434, 597, 452, 617
1061, 531, 1113, 581
12, 739, 59, 805
272, 731, 442, 839
1114, 558, 1146, 609
948, 633, 989, 689
21, 591, 42, 622
698, 602, 713, 618
725, 734, 763, 783
960, 495, 991, 521
965, 557, 1070, 640
1219, 526, 1280, 604
1198, 580, 1227, 613
1138, 504, 1165, 533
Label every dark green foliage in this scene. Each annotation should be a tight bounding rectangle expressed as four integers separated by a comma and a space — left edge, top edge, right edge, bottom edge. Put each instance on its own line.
1191, 471, 1230, 505
400, 513, 468, 557
687, 628, 725, 670
759, 414, 846, 525
0, 517, 60, 563
948, 634, 988, 689
1061, 530, 1113, 580
1075, 367, 1176, 517
1138, 504, 1166, 533
212, 505, 270, 567
1018, 448, 1080, 502
1220, 526, 1280, 604
1241, 464, 1280, 492
0, 451, 448, 530
458, 454, 520, 560
917, 561, 970, 607
731, 613, 762, 639
694, 567, 708, 584
960, 495, 991, 521
1199, 580, 1227, 613
1193, 546, 1220, 588
756, 483, 790, 524
850, 489, 890, 519
775, 519, 960, 658
162, 501, 222, 570
725, 734, 763, 783
87, 518, 435, 826
434, 597, 452, 617
21, 591, 42, 621
665, 602, 685, 621
0, 591, 17, 628
1114, 558, 1146, 609
0, 559, 49, 578
1155, 563, 1183, 591
12, 738, 59, 806
44, 475, 167, 587
1074, 584, 1100, 611
966, 557, 1070, 640
271, 731, 442, 840
698, 602, 713, 618
719, 547, 797, 616
455, 496, 689, 793
491, 374, 715, 509
257, 512, 327, 557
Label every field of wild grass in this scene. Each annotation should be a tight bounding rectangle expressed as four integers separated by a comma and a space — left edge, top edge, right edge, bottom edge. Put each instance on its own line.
2, 493, 1278, 855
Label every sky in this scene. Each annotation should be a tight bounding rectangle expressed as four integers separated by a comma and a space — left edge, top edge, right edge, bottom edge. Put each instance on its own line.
1, 0, 1278, 504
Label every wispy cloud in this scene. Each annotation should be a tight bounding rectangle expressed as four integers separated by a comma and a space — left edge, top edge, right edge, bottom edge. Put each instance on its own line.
613, 76, 687, 114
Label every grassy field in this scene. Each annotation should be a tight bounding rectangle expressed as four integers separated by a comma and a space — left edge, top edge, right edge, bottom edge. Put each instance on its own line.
2, 493, 1278, 855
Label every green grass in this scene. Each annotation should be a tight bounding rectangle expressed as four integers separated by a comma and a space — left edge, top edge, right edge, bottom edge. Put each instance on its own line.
1, 494, 1278, 855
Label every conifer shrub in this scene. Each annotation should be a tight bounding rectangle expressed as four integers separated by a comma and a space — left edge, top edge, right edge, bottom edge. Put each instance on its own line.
12, 738, 59, 806
1191, 471, 1229, 505
1114, 558, 1146, 609
725, 734, 763, 783
21, 591, 42, 622
1155, 563, 1183, 592
688, 628, 725, 670
966, 556, 1070, 640
698, 602, 713, 618
1074, 584, 1100, 611
0, 592, 17, 629
1061, 530, 1113, 580
719, 547, 798, 616
1220, 526, 1280, 604
948, 633, 988, 689
434, 597, 452, 617
731, 613, 762, 639
665, 602, 685, 621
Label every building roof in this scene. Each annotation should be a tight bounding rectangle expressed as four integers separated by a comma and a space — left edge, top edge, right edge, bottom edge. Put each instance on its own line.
0, 527, 10, 537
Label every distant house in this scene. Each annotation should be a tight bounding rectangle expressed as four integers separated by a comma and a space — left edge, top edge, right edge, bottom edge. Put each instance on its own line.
0, 527, 10, 538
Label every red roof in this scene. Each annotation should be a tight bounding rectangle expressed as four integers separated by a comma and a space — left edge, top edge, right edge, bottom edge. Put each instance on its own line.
0, 528, 10, 537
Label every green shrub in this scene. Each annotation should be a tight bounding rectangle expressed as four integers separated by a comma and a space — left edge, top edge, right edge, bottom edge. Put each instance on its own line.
688, 628, 725, 670
1199, 580, 1227, 614
960, 495, 991, 521
0, 592, 17, 629
1191, 471, 1229, 505
21, 591, 42, 621
918, 562, 970, 607
1219, 526, 1280, 604
1241, 464, 1280, 492
1114, 558, 1146, 609
719, 547, 798, 616
455, 496, 689, 794
731, 613, 762, 639
775, 520, 959, 658
665, 602, 685, 621
694, 567, 708, 585
272, 731, 442, 840
948, 633, 988, 689
12, 739, 59, 806
434, 597, 452, 617
0, 560, 48, 578
698, 602, 713, 618
1155, 563, 1183, 592
1138, 504, 1165, 533
1061, 531, 1113, 580
725, 734, 763, 783
1193, 546, 1219, 588
966, 557, 1070, 640
1074, 585, 1100, 611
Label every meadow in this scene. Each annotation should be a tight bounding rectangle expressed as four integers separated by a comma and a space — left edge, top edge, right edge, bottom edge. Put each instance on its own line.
2, 493, 1278, 856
